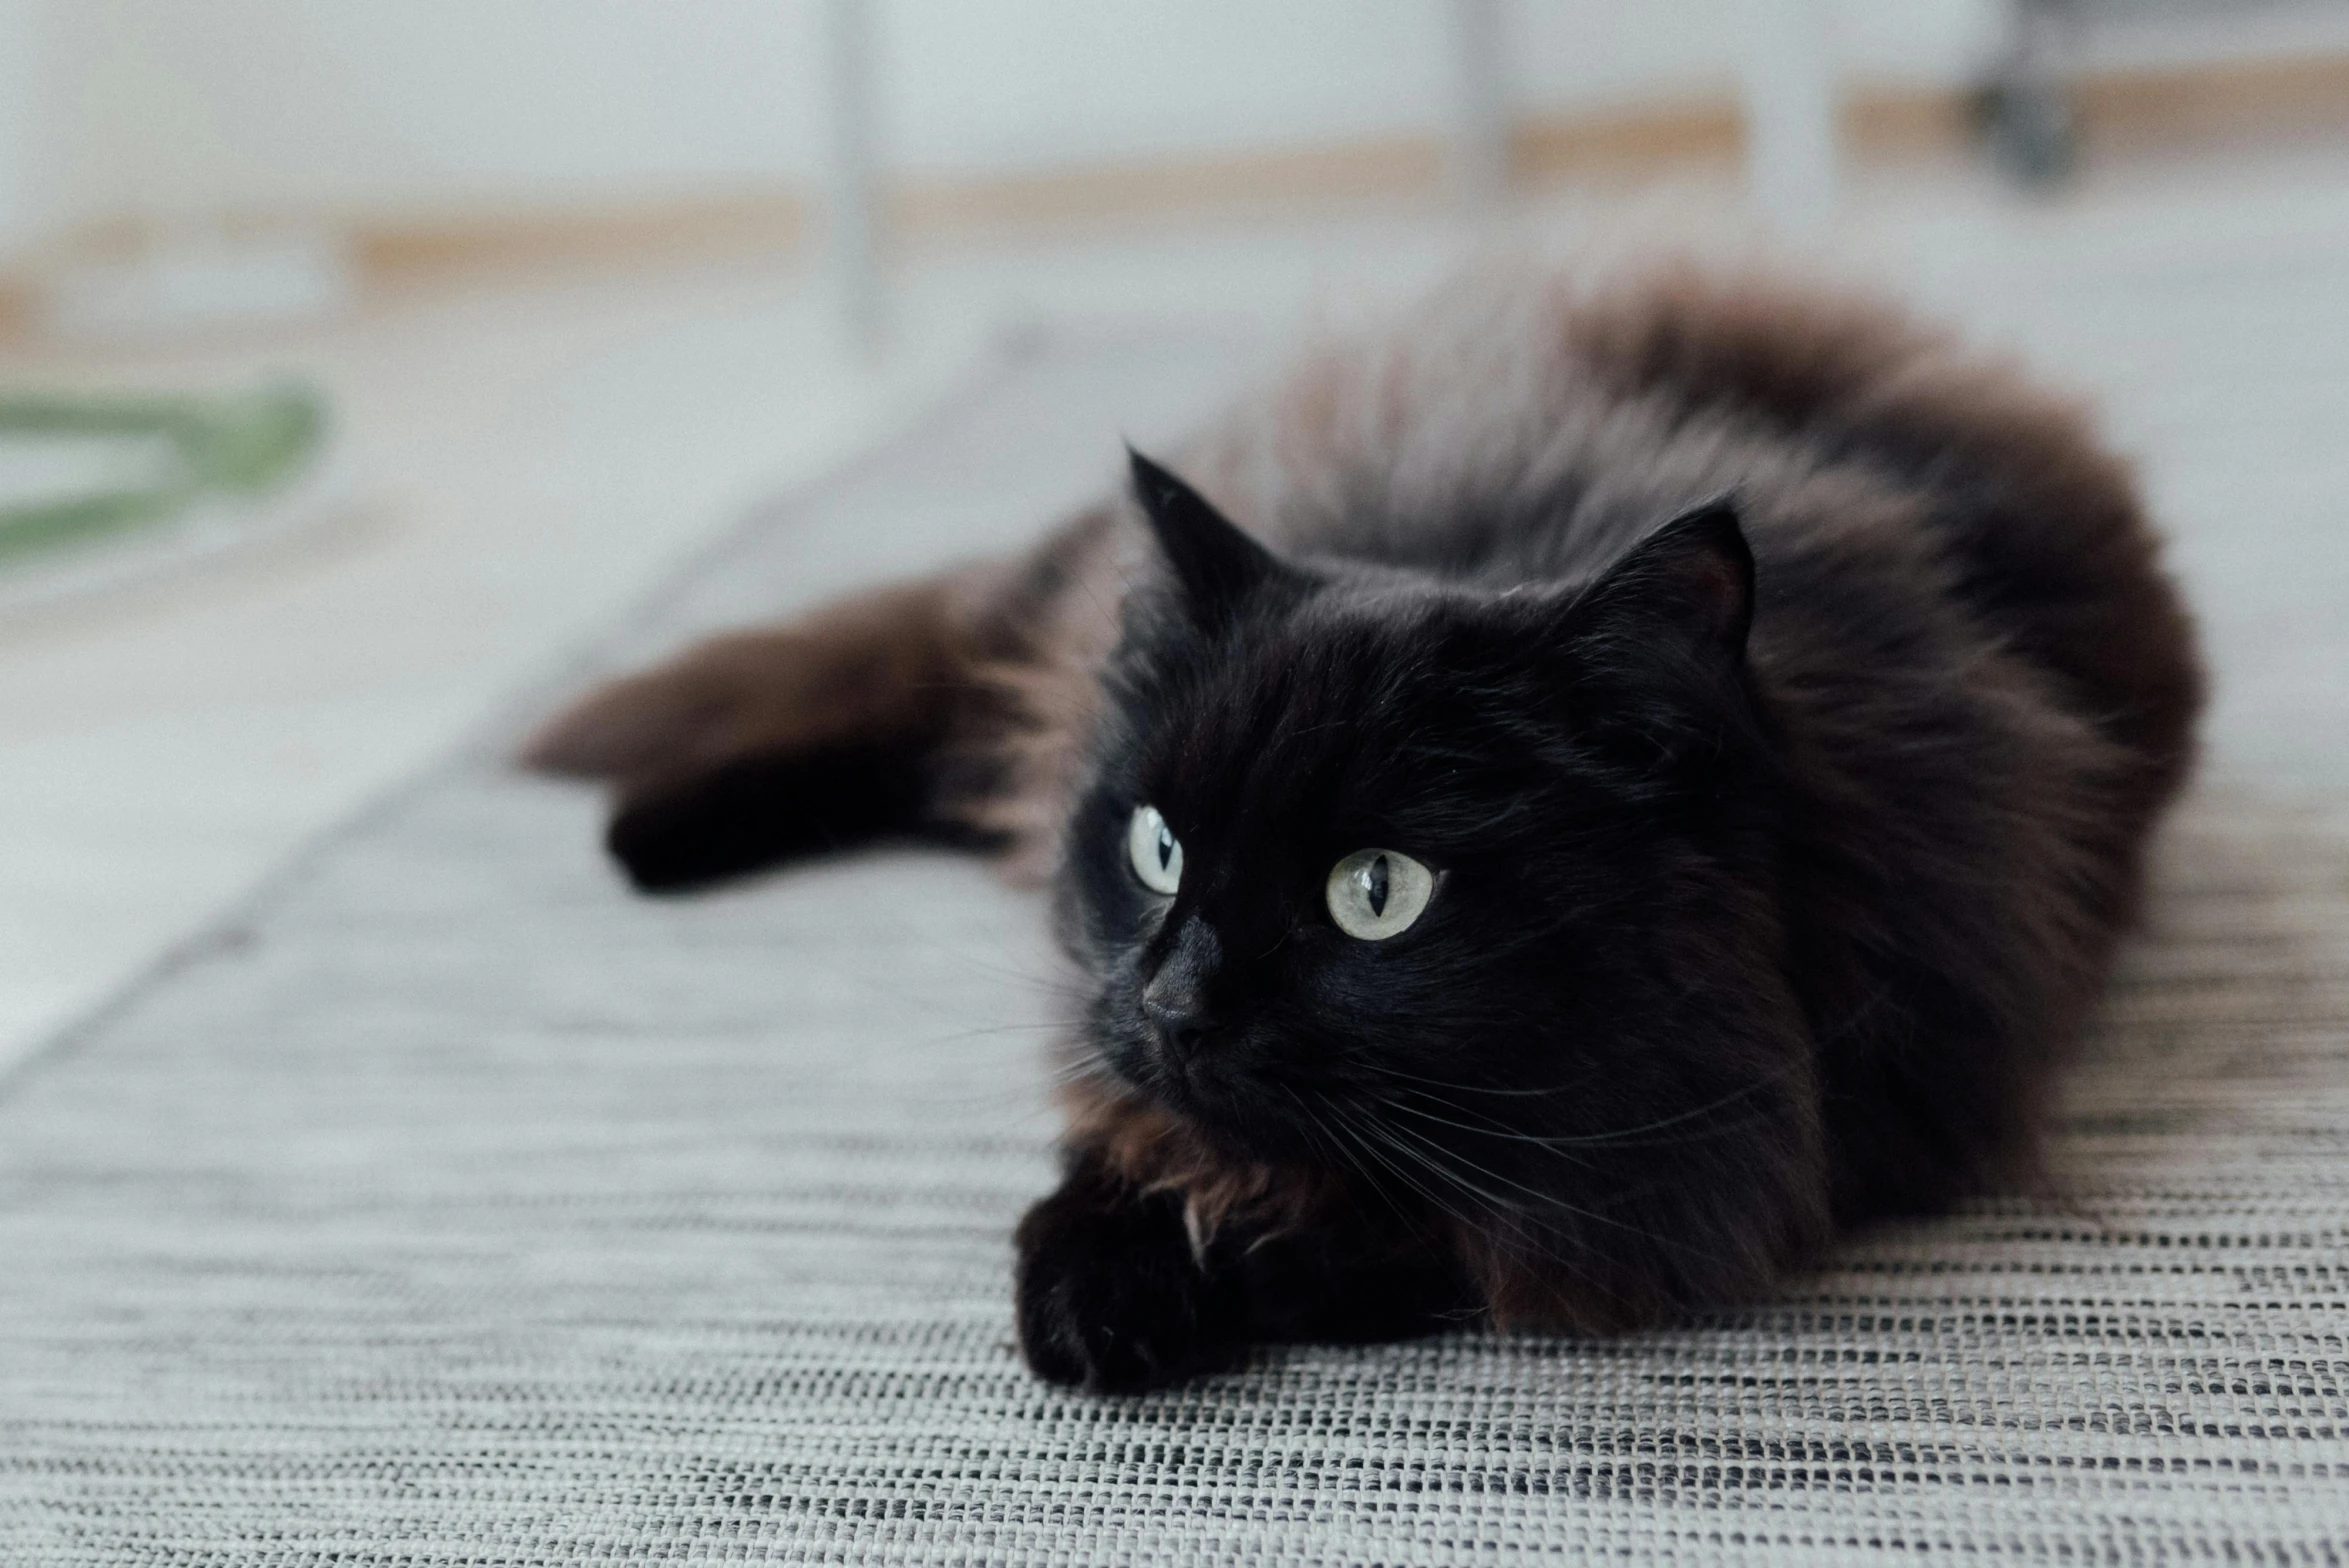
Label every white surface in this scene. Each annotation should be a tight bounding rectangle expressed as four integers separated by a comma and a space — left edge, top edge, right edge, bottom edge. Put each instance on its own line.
0, 261, 990, 1062
0, 429, 177, 509
0, 458, 352, 617
40, 229, 356, 343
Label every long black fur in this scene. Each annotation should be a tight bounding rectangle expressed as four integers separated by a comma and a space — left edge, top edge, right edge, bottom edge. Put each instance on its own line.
530, 270, 2204, 1393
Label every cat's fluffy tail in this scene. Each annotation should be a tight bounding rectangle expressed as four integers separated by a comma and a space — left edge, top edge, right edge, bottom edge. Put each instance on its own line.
522, 578, 994, 890
521, 508, 1122, 892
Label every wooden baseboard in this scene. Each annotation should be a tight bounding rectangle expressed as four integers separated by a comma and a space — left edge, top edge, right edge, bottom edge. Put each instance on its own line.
5, 49, 2349, 322
892, 134, 1447, 235
1516, 98, 1743, 180
2077, 51, 2349, 150
352, 193, 806, 285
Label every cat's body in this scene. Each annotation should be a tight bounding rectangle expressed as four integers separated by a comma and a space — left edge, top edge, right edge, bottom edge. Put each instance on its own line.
529, 269, 2202, 1391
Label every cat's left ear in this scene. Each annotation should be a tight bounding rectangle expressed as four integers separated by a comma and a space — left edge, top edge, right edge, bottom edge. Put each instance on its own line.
1128, 447, 1287, 624
1570, 500, 1754, 666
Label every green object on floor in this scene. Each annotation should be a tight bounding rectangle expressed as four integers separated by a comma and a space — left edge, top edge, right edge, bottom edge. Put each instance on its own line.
0, 381, 328, 568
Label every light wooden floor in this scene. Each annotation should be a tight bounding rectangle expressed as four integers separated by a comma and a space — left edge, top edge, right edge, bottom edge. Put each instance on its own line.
4, 146, 2349, 1071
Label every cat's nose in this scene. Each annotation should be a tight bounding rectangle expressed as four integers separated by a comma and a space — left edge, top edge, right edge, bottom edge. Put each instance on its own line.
1144, 919, 1222, 1063
1141, 992, 1214, 1061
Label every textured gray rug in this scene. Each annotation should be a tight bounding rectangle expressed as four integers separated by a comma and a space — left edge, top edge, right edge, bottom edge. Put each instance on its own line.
4, 327, 2346, 1564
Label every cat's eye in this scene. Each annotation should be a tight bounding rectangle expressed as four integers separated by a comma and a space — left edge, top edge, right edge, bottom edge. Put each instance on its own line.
1126, 804, 1184, 895
1325, 848, 1435, 940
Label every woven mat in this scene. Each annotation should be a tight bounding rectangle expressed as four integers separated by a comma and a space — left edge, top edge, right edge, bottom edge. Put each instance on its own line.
3, 329, 2345, 1564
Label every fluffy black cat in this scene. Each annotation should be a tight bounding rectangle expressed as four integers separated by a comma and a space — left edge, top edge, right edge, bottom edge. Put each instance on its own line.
527, 268, 2203, 1392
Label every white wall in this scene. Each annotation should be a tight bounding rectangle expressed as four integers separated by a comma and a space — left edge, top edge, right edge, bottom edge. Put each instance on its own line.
45, 0, 826, 223
1515, 0, 2002, 108
879, 0, 1451, 177
20, 0, 2006, 234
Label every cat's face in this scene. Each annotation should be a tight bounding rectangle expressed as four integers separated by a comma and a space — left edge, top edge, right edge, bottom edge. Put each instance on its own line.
1056, 453, 1825, 1313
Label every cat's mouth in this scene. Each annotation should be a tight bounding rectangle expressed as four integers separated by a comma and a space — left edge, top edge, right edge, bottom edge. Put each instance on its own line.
1106, 1027, 1324, 1164
1112, 1030, 1224, 1119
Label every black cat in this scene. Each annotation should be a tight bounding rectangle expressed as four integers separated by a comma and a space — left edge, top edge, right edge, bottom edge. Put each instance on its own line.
528, 268, 2203, 1392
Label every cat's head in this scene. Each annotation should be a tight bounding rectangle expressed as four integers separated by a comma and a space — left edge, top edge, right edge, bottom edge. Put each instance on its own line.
1055, 450, 1829, 1325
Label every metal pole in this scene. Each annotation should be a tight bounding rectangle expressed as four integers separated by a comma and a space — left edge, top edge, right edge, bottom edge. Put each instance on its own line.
822, 0, 883, 351
1447, 0, 1511, 209
1737, 0, 1840, 235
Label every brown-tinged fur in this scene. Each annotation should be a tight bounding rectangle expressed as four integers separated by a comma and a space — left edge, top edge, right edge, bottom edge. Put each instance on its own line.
523, 513, 1124, 887
528, 267, 2203, 1387
1056, 1069, 1326, 1244
523, 579, 980, 790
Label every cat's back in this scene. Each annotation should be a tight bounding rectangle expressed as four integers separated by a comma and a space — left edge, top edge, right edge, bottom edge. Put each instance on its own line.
1184, 266, 2201, 793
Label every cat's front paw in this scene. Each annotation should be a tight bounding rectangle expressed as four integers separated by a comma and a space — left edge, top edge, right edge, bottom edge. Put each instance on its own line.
1013, 1178, 1244, 1392
603, 745, 925, 892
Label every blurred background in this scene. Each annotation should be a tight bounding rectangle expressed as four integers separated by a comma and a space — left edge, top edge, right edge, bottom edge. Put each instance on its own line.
4, 0, 2349, 1070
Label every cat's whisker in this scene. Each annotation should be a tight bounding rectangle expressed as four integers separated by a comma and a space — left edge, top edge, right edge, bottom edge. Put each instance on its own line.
1355, 1139, 1478, 1236
1298, 1091, 1438, 1230
1323, 1102, 1483, 1233
1040, 1052, 1116, 1090
901, 1019, 1068, 1048
1372, 1112, 1724, 1265
1381, 1067, 1803, 1150
1278, 1086, 1392, 1210
910, 953, 1090, 1004
1367, 1066, 1596, 1100
1345, 1107, 1530, 1229
1353, 1119, 1555, 1259
1380, 1096, 1598, 1166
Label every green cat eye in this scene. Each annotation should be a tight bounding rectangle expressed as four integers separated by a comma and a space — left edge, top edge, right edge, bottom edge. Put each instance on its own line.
1325, 848, 1434, 940
1127, 804, 1183, 895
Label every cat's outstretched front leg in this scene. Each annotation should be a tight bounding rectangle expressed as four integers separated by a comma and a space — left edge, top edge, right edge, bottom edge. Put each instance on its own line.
1014, 1148, 1473, 1392
523, 579, 985, 889
524, 512, 1118, 891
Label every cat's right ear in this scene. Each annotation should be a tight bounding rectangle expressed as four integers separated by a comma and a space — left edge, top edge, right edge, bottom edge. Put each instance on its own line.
1128, 448, 1286, 625
1566, 500, 1755, 668
1542, 501, 1762, 780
